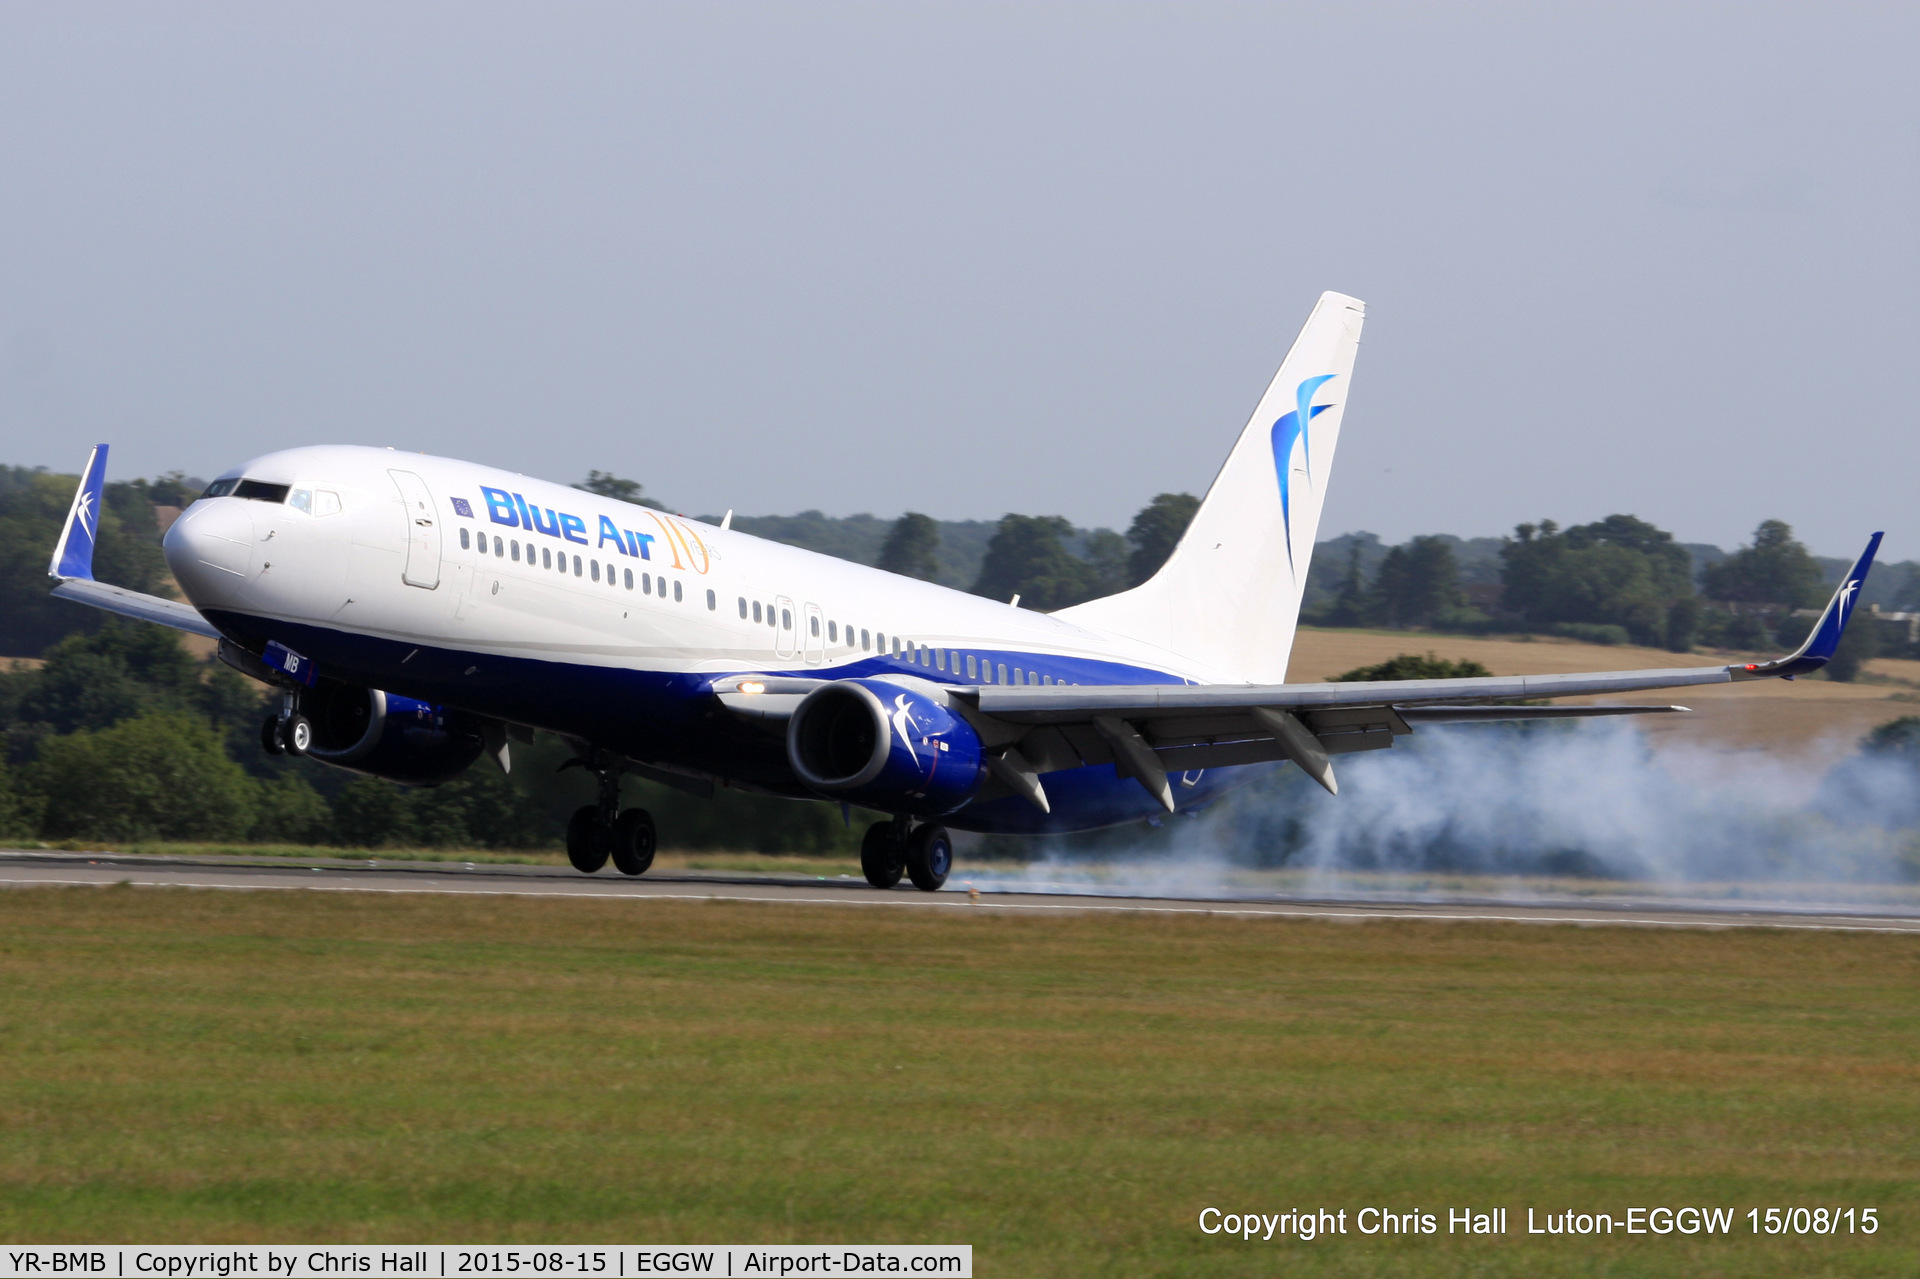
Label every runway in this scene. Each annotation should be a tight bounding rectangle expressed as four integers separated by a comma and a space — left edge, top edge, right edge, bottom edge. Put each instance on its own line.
3, 849, 1919, 934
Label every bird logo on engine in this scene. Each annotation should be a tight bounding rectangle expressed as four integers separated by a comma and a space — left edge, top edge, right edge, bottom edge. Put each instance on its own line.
891, 693, 920, 752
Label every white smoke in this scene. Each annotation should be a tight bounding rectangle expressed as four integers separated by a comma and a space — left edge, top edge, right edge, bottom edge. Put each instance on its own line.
960, 720, 1920, 905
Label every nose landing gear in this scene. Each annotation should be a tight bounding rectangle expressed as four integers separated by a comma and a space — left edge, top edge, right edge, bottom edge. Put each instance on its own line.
565, 750, 656, 876
260, 692, 311, 757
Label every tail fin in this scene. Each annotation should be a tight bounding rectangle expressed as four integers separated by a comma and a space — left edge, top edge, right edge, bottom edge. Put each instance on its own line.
48, 443, 109, 582
1056, 293, 1364, 682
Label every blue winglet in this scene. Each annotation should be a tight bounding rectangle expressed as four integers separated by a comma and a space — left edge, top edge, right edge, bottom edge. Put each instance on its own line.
47, 444, 109, 582
1733, 531, 1882, 681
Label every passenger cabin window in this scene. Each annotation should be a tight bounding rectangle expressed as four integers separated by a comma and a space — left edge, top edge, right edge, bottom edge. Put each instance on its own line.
707, 589, 716, 610
810, 616, 820, 637
573, 555, 582, 576
494, 536, 504, 556
781, 608, 792, 630
511, 541, 521, 562
626, 569, 634, 589
965, 655, 977, 679
998, 663, 1008, 684
542, 547, 551, 569
459, 528, 470, 550
673, 580, 682, 602
752, 600, 761, 622
861, 629, 871, 651
739, 597, 749, 619
827, 621, 837, 643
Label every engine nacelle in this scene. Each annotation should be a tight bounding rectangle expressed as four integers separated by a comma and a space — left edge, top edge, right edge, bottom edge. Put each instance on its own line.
303, 680, 485, 785
787, 678, 985, 815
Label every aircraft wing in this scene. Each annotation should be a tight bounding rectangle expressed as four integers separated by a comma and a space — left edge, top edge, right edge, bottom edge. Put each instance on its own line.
942, 532, 1883, 806
45, 444, 223, 640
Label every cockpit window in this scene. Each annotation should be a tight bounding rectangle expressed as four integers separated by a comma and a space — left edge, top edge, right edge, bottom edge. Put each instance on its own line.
288, 489, 313, 513
232, 480, 290, 503
202, 478, 239, 499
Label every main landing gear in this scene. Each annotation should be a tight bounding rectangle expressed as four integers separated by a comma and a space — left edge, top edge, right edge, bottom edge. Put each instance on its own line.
565, 750, 656, 877
260, 691, 312, 757
861, 817, 951, 893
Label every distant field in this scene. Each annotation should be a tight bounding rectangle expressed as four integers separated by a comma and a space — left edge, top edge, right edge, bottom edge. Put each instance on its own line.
0, 887, 1914, 1277
1294, 627, 1920, 763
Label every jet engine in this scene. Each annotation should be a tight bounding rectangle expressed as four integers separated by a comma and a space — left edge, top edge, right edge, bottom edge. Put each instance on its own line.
786, 678, 985, 815
301, 680, 485, 785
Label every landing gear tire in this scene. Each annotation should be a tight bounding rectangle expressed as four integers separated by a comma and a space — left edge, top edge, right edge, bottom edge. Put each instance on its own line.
284, 714, 313, 756
860, 821, 905, 889
905, 824, 952, 893
260, 716, 286, 756
566, 804, 609, 873
610, 807, 657, 876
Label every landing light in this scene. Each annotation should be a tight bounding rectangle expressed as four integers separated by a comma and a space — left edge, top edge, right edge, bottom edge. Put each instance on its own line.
739, 680, 766, 695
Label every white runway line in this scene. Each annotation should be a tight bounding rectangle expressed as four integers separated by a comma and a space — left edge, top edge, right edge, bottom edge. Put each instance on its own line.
3, 864, 1920, 934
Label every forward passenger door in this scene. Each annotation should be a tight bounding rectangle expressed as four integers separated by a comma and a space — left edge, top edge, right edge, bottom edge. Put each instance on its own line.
387, 470, 441, 589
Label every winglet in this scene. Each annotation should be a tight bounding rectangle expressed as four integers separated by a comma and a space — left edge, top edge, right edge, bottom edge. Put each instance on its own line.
47, 444, 109, 582
1731, 531, 1882, 681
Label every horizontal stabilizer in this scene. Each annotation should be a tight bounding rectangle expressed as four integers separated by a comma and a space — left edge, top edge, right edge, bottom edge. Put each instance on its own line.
45, 445, 223, 640
52, 579, 221, 640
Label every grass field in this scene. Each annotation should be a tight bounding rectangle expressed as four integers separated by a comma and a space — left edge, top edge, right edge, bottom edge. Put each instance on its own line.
1294, 627, 1920, 765
1, 888, 1916, 1276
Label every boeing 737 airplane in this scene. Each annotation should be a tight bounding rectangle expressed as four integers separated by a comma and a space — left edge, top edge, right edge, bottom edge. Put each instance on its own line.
45, 293, 1881, 891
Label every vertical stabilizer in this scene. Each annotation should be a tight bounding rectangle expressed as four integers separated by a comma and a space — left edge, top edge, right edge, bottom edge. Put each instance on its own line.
1054, 293, 1364, 683
48, 444, 109, 582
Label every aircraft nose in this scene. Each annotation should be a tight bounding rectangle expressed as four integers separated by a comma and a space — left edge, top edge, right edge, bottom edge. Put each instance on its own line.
164, 499, 256, 605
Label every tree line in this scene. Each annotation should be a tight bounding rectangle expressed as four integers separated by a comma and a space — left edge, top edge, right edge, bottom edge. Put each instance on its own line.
1307, 514, 1918, 679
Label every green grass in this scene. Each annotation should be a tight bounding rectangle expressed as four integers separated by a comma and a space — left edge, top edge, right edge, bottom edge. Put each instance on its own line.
26, 841, 867, 877
0, 888, 1916, 1276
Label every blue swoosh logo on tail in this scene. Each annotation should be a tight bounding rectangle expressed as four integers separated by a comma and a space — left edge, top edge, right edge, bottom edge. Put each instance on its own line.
1271, 374, 1338, 572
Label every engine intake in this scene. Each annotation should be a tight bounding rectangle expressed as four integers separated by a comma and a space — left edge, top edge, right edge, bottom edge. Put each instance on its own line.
303, 680, 484, 785
787, 679, 984, 815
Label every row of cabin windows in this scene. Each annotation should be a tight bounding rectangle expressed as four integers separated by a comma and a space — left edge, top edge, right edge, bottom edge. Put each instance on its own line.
460, 527, 718, 610
730, 595, 1068, 685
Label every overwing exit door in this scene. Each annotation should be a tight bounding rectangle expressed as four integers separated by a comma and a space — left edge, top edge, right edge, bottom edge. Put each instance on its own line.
803, 602, 826, 665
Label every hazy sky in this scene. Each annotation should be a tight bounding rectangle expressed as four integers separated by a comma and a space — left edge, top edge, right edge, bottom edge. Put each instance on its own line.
1, 3, 1914, 559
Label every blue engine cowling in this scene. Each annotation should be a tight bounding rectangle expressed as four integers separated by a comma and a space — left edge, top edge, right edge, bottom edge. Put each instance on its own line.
786, 678, 985, 816
303, 680, 484, 785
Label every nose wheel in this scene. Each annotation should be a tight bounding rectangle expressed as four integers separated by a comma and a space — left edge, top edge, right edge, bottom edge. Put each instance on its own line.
260, 691, 311, 757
